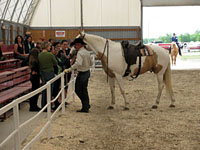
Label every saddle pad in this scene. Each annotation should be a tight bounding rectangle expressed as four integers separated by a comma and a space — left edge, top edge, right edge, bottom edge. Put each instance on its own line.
140, 45, 153, 56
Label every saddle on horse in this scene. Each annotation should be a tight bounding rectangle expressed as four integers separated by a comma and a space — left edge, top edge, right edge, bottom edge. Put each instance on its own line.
121, 40, 151, 78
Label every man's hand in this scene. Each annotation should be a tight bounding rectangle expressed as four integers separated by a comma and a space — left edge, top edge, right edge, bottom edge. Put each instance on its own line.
64, 69, 71, 73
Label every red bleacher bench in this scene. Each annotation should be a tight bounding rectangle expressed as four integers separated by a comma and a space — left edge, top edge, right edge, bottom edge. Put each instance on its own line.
0, 71, 15, 91
0, 59, 21, 72
0, 66, 32, 120
1, 44, 14, 59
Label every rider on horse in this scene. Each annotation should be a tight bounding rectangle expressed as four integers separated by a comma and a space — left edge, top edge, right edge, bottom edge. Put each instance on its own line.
171, 33, 182, 56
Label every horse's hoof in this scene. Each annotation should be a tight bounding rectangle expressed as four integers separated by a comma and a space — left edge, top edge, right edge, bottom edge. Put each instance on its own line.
124, 107, 129, 111
152, 105, 158, 109
169, 104, 175, 108
107, 106, 114, 110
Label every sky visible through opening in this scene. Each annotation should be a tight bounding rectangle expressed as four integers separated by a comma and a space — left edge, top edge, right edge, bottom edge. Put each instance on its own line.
143, 6, 200, 39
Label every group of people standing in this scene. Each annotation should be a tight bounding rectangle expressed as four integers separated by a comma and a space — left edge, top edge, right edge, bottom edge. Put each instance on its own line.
21, 35, 93, 113
28, 38, 74, 112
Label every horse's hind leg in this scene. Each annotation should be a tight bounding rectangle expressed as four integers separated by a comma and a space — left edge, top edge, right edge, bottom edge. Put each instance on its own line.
108, 77, 115, 109
152, 74, 164, 109
115, 75, 129, 110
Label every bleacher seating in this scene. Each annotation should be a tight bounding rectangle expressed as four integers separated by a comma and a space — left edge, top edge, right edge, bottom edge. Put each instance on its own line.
0, 59, 21, 72
0, 66, 31, 120
0, 44, 15, 59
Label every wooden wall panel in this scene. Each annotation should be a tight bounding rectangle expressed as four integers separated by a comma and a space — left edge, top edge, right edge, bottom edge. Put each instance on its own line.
30, 28, 141, 43
30, 29, 80, 42
17, 27, 20, 35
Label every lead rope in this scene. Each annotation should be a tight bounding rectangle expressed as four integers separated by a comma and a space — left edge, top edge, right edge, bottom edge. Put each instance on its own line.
99, 39, 108, 60
107, 40, 109, 82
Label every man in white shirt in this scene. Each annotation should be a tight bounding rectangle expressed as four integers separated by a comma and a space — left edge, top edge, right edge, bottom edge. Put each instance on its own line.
65, 38, 93, 113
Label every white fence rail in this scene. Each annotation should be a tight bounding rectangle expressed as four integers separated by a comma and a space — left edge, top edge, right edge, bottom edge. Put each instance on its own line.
0, 71, 76, 150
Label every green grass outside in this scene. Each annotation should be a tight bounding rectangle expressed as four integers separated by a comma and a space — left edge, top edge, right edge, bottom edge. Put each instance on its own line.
181, 55, 200, 60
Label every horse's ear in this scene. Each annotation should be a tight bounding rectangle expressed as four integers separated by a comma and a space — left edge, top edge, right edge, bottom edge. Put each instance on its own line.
79, 30, 85, 38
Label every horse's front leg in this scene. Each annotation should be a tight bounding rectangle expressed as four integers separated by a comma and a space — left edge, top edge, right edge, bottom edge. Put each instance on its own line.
108, 77, 115, 109
174, 56, 176, 65
115, 74, 129, 110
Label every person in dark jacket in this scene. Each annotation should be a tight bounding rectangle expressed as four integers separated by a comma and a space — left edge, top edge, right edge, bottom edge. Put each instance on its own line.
29, 48, 41, 111
24, 35, 35, 54
35, 40, 42, 52
51, 47, 64, 110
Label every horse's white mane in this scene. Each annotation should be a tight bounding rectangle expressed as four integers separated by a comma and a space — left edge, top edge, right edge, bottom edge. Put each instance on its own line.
84, 33, 118, 46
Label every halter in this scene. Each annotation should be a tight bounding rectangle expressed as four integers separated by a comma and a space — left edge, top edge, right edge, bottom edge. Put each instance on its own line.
80, 33, 85, 40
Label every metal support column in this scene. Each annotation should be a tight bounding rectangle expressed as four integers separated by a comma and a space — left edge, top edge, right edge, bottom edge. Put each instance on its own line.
80, 0, 83, 30
10, 0, 20, 21
140, 0, 143, 43
1, 0, 11, 20
17, 0, 27, 23
23, 0, 41, 26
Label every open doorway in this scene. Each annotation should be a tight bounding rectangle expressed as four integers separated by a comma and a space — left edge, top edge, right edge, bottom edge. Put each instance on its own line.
142, 6, 200, 42
142, 6, 200, 70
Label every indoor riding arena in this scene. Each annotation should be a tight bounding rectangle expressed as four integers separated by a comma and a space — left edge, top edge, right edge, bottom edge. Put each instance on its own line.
0, 0, 200, 150
24, 69, 200, 150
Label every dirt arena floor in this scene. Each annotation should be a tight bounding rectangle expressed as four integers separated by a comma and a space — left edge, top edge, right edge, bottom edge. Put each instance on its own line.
24, 70, 200, 150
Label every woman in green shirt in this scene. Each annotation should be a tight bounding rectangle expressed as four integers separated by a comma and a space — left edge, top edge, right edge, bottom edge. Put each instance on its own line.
38, 41, 57, 109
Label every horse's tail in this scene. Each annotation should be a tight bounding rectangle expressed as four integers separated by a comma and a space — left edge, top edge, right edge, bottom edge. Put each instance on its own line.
163, 62, 173, 96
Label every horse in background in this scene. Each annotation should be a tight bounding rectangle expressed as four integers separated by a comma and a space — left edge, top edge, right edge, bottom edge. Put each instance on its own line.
77, 31, 175, 110
170, 42, 179, 65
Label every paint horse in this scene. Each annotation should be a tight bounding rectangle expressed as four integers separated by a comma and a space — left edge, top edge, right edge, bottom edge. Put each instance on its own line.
170, 42, 179, 65
78, 32, 175, 110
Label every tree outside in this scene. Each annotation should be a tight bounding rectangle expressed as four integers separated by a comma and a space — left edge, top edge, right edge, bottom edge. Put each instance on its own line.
143, 30, 200, 44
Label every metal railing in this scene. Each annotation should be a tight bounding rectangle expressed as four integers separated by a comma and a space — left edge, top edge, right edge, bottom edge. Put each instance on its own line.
0, 71, 76, 150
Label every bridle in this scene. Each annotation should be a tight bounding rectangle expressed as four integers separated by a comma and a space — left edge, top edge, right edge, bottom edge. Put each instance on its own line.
80, 32, 85, 40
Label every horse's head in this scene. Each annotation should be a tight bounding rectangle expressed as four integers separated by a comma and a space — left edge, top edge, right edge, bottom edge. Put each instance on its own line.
171, 42, 177, 49
71, 31, 93, 51
74, 32, 109, 55
77, 31, 100, 53
77, 30, 85, 39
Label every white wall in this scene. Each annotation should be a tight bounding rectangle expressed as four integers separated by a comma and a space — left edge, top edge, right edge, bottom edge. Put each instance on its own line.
30, 0, 141, 27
